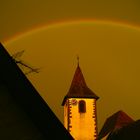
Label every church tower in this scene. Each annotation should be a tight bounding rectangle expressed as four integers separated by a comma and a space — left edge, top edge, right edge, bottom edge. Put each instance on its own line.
62, 63, 99, 140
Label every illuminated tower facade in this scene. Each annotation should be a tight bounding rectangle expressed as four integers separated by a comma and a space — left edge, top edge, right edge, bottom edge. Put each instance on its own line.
62, 64, 99, 140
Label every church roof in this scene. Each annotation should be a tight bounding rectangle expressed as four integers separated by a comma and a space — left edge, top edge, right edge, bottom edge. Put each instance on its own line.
62, 64, 99, 105
98, 110, 134, 139
0, 43, 73, 139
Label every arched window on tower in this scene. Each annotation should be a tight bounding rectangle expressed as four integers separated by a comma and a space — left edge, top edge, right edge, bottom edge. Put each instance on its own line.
78, 100, 86, 113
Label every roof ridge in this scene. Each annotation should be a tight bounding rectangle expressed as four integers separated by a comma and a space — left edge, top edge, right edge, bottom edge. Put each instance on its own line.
115, 110, 134, 129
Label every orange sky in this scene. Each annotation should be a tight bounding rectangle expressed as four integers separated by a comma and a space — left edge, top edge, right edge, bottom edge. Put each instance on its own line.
1, 1, 140, 131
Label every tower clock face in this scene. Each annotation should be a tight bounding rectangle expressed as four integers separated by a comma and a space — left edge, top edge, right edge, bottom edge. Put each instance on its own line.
71, 99, 77, 105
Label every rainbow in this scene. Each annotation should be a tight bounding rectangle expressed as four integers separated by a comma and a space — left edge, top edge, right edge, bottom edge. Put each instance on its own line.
3, 18, 140, 45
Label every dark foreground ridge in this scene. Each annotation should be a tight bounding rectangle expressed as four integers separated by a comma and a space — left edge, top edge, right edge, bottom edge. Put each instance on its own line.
0, 43, 73, 140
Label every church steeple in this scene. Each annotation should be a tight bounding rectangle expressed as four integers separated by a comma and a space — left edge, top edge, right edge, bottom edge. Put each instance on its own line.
62, 64, 99, 105
62, 62, 99, 140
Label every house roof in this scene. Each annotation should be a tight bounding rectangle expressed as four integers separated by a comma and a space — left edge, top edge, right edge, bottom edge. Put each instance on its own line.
62, 64, 99, 105
0, 43, 73, 139
98, 110, 134, 139
107, 120, 140, 140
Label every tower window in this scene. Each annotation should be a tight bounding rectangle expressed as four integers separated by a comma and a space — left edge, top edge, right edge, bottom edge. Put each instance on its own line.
78, 100, 86, 113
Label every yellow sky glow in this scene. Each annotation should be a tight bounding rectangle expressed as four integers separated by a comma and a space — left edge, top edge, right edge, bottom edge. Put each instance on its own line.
4, 20, 140, 130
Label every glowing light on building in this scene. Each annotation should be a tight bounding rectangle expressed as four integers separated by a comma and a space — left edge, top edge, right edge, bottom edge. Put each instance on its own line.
62, 63, 99, 140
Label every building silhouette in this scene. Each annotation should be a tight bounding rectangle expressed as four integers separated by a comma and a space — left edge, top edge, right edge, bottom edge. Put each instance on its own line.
107, 119, 140, 140
62, 63, 99, 140
0, 43, 73, 140
98, 110, 134, 140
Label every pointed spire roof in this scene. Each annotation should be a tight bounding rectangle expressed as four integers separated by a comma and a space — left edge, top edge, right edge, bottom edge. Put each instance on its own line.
62, 64, 99, 105
98, 110, 134, 139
